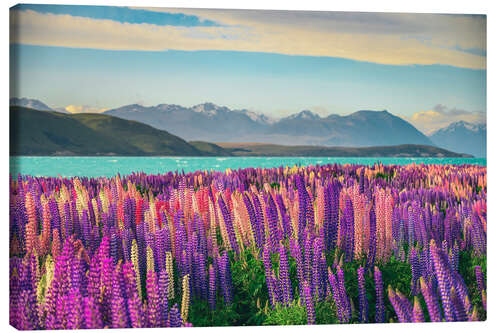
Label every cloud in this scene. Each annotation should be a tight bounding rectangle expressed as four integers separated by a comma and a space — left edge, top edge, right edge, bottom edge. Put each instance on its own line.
64, 105, 109, 113
404, 104, 486, 134
10, 7, 486, 69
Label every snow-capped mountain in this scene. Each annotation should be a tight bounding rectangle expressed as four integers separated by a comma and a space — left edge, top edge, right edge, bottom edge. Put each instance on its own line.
430, 121, 486, 157
10, 97, 54, 112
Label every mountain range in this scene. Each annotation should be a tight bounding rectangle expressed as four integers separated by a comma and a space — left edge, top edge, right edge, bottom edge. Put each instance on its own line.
9, 98, 486, 157
104, 102, 435, 147
10, 106, 471, 158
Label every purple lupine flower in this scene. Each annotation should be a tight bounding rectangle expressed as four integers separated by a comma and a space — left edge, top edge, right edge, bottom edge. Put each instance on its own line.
337, 265, 351, 323
475, 266, 485, 292
312, 237, 323, 300
357, 266, 368, 323
302, 280, 315, 325
265, 194, 280, 252
429, 240, 454, 321
412, 296, 425, 322
290, 238, 305, 296
451, 287, 467, 322
275, 194, 291, 240
359, 167, 365, 193
262, 243, 276, 307
218, 196, 239, 255
367, 206, 377, 268
218, 251, 233, 305
451, 270, 472, 315
168, 304, 183, 327
208, 264, 216, 310
374, 266, 386, 323
278, 243, 292, 305
303, 233, 313, 285
328, 268, 344, 323
251, 193, 265, 249
388, 286, 412, 322
158, 270, 170, 326
127, 293, 144, 328
410, 247, 421, 295
343, 197, 355, 262
419, 277, 442, 322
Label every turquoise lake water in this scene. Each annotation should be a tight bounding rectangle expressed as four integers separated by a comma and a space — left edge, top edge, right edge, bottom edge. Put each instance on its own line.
10, 156, 486, 178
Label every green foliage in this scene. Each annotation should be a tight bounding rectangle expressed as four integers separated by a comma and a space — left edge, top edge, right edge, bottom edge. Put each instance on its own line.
172, 247, 486, 326
262, 300, 308, 325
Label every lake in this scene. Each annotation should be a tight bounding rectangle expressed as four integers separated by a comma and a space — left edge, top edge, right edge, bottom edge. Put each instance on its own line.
9, 156, 487, 178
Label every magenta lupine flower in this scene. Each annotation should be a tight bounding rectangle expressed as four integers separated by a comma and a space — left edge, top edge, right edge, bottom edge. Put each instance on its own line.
374, 266, 386, 323
127, 293, 144, 328
146, 270, 161, 327
302, 280, 315, 325
65, 287, 83, 329
357, 266, 368, 323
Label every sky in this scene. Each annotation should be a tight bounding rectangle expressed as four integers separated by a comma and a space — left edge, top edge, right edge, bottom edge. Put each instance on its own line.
9, 4, 486, 134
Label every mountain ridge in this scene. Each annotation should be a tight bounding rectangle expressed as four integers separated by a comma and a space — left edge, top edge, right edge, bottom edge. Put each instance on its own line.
430, 120, 486, 157
104, 102, 434, 147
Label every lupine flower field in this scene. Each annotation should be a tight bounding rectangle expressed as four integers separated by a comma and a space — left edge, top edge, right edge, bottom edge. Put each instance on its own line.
9, 163, 487, 329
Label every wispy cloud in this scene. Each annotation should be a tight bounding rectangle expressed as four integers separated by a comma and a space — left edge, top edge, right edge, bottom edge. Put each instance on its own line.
64, 105, 109, 113
10, 6, 486, 69
14, 4, 220, 27
404, 104, 486, 134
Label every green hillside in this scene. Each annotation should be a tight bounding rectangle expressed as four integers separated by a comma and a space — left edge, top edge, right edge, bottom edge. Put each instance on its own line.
10, 106, 212, 156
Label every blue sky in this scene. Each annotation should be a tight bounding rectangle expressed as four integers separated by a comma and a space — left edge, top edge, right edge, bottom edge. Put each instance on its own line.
9, 4, 486, 133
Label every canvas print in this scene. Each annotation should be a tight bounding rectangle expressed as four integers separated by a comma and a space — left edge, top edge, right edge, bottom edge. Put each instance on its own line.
9, 4, 486, 329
